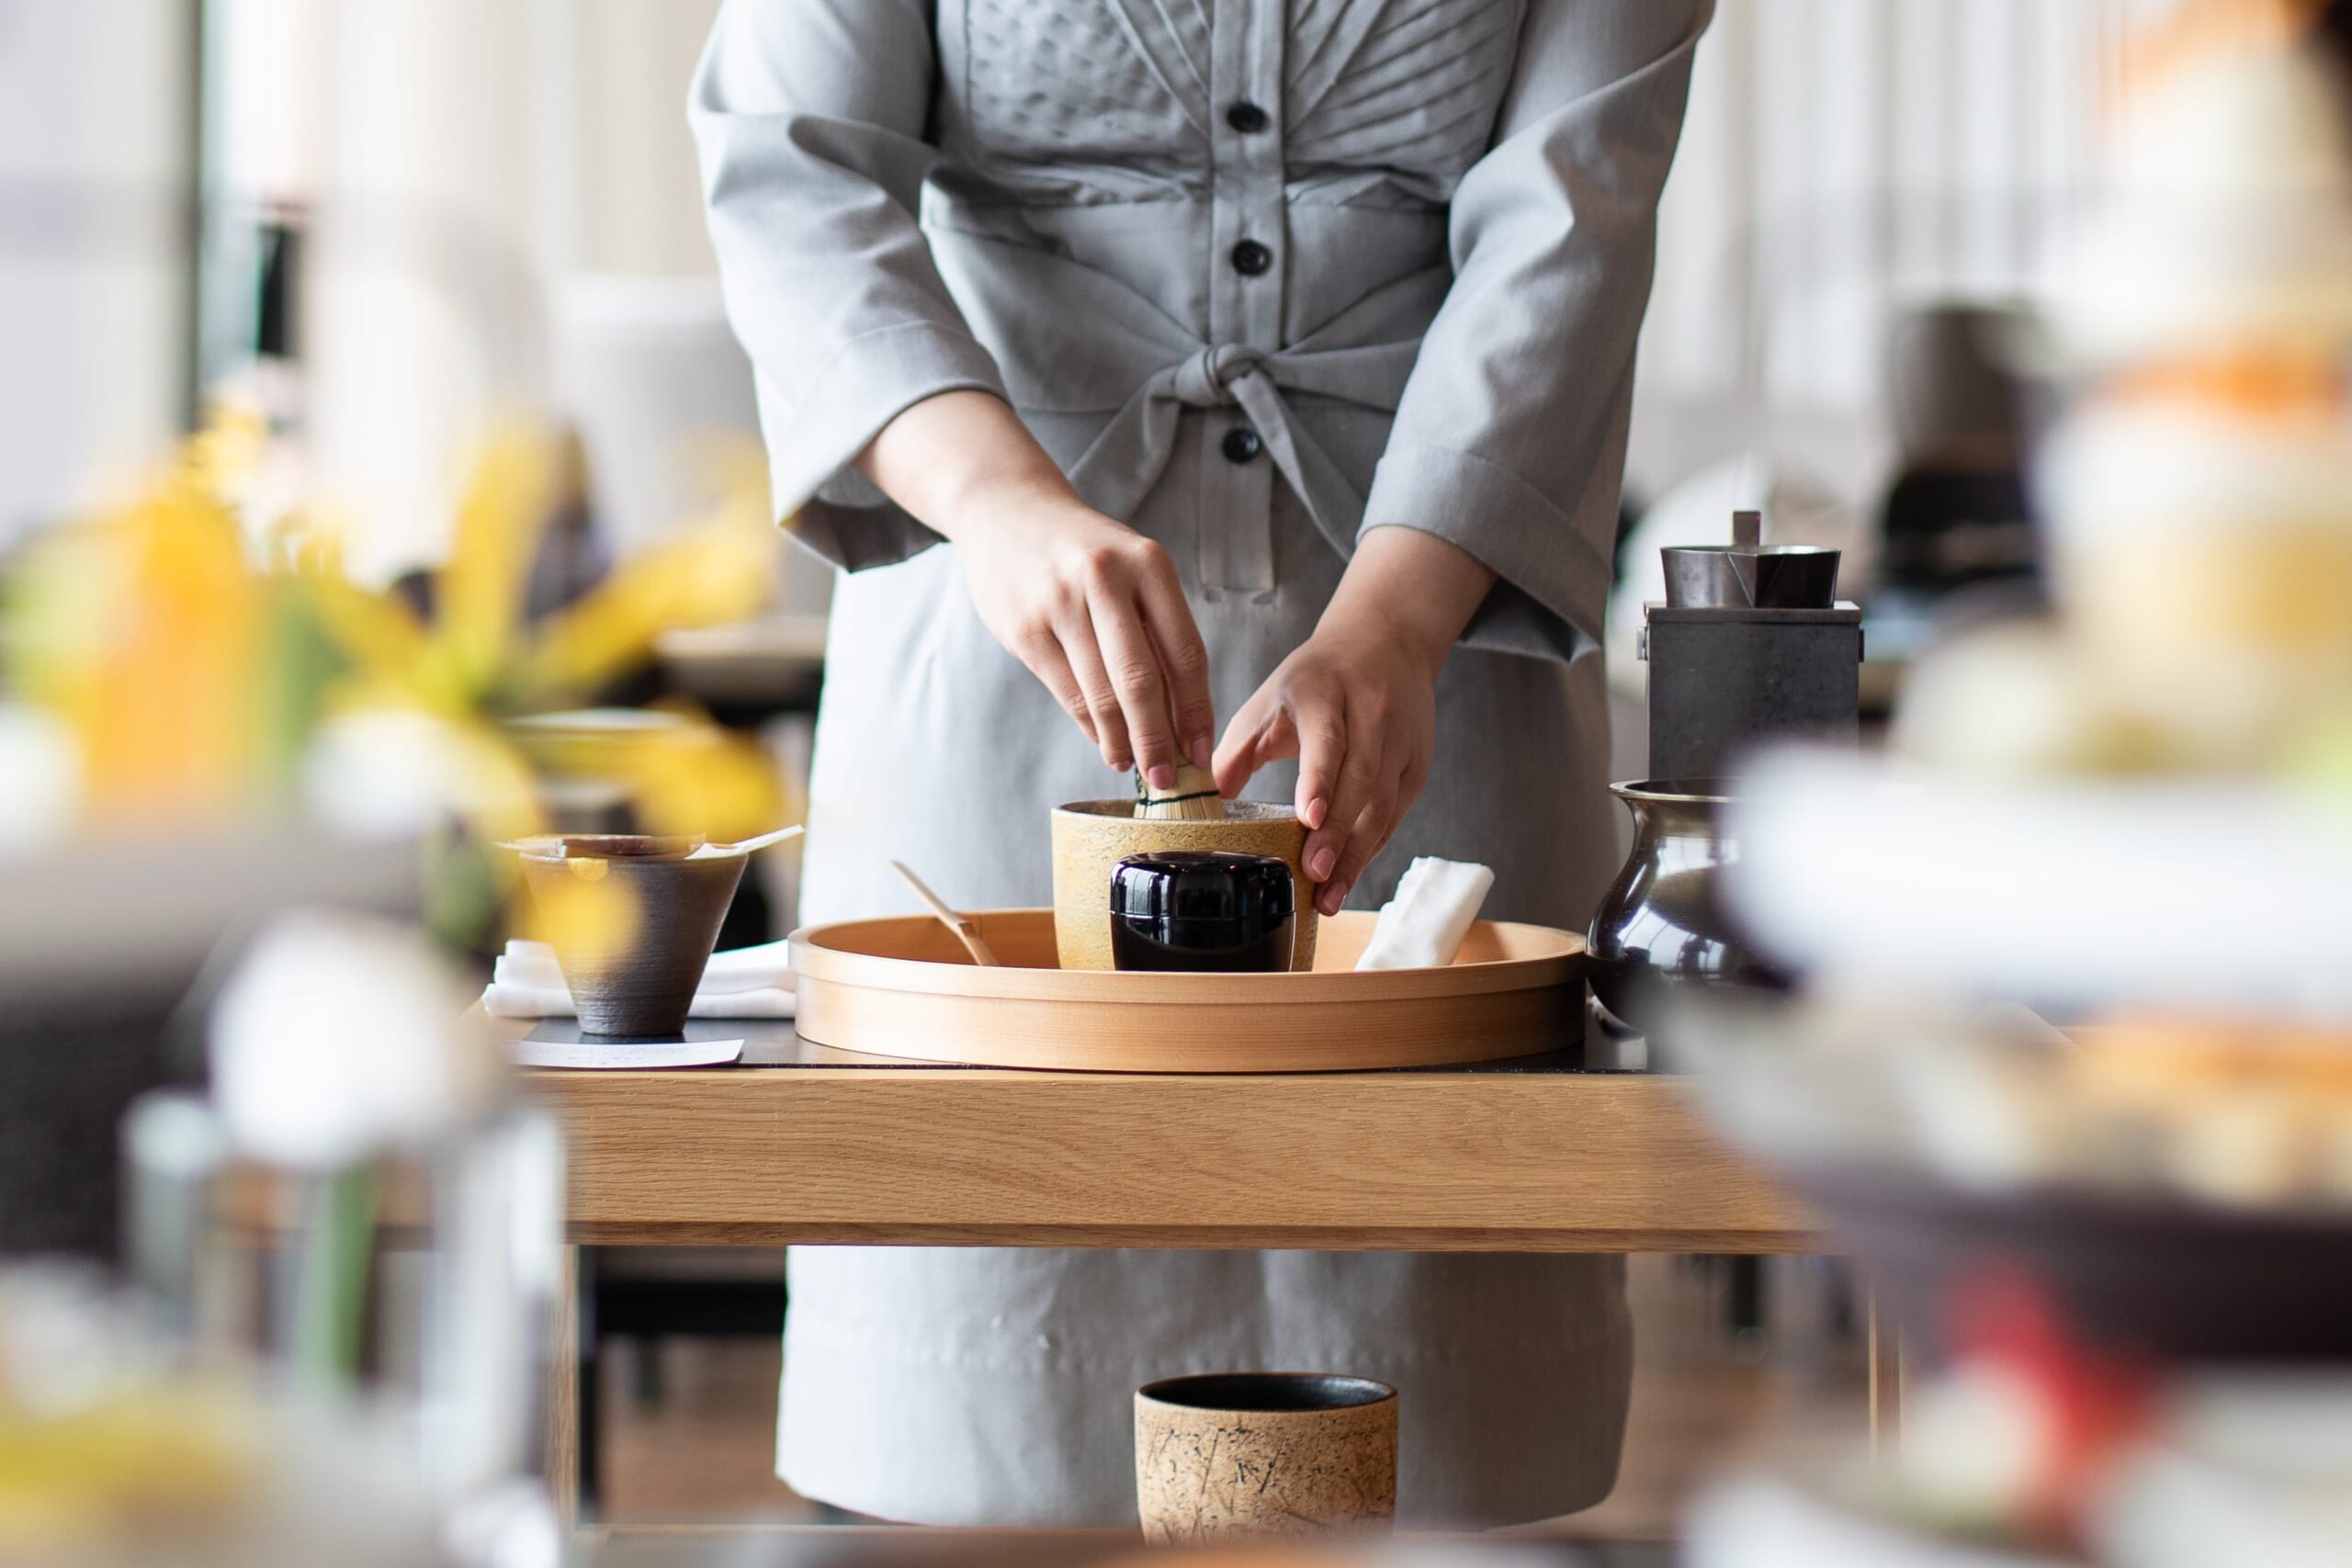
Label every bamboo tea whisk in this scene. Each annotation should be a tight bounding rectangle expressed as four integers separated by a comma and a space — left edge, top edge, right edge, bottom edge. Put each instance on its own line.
1135, 761, 1227, 821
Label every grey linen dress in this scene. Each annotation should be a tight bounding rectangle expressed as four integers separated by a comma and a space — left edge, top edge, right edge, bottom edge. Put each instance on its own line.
690, 0, 1706, 1528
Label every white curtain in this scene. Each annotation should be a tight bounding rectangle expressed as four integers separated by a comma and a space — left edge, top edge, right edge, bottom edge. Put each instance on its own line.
0, 0, 196, 544
244, 0, 722, 582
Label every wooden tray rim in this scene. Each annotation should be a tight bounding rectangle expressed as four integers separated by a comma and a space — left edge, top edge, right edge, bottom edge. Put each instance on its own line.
789, 908, 1585, 1006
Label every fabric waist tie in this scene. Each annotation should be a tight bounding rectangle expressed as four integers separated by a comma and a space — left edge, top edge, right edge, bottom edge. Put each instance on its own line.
930, 228, 1438, 594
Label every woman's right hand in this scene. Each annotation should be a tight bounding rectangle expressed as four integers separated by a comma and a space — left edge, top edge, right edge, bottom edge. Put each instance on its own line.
855, 390, 1216, 785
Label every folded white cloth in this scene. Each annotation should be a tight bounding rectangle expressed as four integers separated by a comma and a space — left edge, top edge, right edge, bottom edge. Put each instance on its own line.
481, 938, 796, 1019
1354, 857, 1496, 971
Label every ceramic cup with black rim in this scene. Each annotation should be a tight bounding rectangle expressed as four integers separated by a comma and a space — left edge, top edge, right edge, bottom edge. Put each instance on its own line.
1134, 1371, 1398, 1542
514, 834, 746, 1036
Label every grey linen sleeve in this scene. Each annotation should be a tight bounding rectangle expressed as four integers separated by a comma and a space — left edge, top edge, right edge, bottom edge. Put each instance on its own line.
1361, 0, 1710, 662
689, 0, 1007, 571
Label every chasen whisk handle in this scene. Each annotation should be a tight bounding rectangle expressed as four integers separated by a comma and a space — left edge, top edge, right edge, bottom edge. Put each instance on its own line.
1135, 761, 1227, 821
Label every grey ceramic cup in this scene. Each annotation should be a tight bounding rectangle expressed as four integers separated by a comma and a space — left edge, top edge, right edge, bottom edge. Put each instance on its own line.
1135, 1372, 1398, 1543
516, 837, 746, 1035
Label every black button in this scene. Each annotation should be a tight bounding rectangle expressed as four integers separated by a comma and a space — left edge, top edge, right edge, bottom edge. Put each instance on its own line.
1221, 426, 1262, 464
1225, 100, 1270, 134
1230, 239, 1272, 276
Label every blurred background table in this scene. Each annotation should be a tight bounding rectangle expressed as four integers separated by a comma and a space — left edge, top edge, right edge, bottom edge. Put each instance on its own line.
655, 612, 831, 719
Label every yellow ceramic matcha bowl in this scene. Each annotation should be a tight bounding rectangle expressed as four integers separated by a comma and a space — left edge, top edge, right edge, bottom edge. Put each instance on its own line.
1049, 800, 1318, 972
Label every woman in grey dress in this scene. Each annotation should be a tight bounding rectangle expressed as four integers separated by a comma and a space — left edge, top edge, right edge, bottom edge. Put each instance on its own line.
691, 0, 1707, 1529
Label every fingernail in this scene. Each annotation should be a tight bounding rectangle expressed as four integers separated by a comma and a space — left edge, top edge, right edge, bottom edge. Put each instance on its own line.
1189, 736, 1213, 771
1305, 797, 1328, 830
1320, 882, 1348, 915
1308, 846, 1336, 881
1146, 763, 1175, 791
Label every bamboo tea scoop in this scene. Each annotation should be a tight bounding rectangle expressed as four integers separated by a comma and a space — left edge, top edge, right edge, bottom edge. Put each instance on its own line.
890, 860, 1001, 966
690, 823, 807, 858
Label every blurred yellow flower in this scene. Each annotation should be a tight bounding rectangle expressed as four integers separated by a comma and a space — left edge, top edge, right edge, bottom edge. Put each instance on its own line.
519, 858, 643, 968
610, 709, 789, 843
7, 478, 265, 823
524, 508, 774, 698
6, 409, 798, 954
0, 1382, 258, 1550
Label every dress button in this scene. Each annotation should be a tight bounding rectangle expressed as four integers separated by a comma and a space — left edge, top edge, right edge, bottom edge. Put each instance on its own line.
1225, 100, 1270, 134
1221, 426, 1262, 464
1230, 240, 1272, 276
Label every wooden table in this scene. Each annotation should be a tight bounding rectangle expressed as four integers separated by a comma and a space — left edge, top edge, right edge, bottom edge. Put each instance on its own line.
520, 1020, 1830, 1529
532, 1027, 1812, 1254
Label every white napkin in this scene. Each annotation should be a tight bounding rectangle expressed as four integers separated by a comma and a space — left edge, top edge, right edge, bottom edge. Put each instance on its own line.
1354, 857, 1496, 971
481, 938, 797, 1019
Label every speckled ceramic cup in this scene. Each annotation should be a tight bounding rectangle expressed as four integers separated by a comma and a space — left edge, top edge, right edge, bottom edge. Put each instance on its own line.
1135, 1372, 1397, 1543
515, 836, 746, 1035
1051, 801, 1317, 972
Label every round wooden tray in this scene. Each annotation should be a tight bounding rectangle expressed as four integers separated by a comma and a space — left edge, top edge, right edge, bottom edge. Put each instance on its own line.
788, 908, 1587, 1072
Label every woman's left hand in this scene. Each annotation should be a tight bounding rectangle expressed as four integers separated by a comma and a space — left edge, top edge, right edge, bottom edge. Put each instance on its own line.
1214, 526, 1497, 915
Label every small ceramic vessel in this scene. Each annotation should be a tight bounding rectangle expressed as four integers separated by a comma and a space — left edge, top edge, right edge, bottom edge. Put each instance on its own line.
1135, 1372, 1397, 1542
1586, 780, 1787, 1040
1051, 800, 1317, 971
1109, 851, 1296, 973
514, 834, 745, 1035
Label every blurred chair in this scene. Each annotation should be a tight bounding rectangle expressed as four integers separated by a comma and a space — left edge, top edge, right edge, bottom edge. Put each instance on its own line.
2, 986, 203, 1258
0, 832, 421, 1258
549, 272, 826, 618
550, 276, 748, 562
577, 1247, 789, 1511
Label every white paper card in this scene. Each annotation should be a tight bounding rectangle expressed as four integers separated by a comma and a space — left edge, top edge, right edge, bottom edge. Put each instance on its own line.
512, 1037, 746, 1070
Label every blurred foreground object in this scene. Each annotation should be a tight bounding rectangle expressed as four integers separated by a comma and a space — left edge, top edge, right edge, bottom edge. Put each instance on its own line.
2039, 359, 2352, 767
1677, 990, 2352, 1362
1690, 1364, 2352, 1568
2048, 7, 2352, 367
0, 1263, 439, 1567
209, 910, 502, 1172
1691, 1256, 2352, 1568
1727, 750, 2352, 1021
175, 908, 565, 1565
1757, 17, 2352, 1018
5, 416, 327, 824
1685, 12, 2352, 1565
296, 423, 787, 950
1899, 16, 2352, 775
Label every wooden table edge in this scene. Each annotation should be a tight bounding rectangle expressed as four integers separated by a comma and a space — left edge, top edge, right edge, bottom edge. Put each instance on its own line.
535, 1065, 1817, 1251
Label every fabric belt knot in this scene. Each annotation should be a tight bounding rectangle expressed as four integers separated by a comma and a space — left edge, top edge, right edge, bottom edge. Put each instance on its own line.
1067, 336, 1415, 596
1172, 344, 1269, 407
929, 231, 1435, 596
